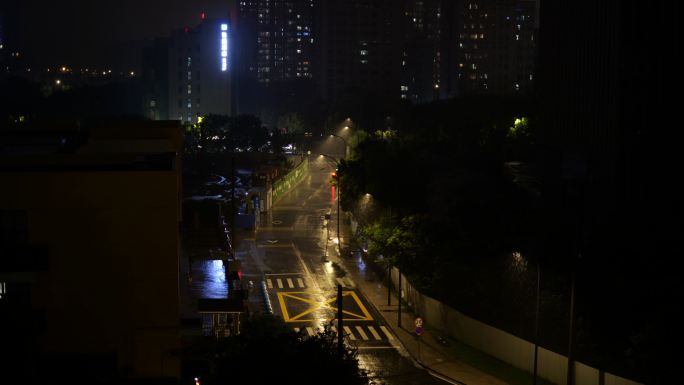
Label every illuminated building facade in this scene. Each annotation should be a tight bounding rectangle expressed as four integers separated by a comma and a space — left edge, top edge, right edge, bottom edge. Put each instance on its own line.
168, 17, 233, 123
456, 0, 537, 95
237, 0, 316, 84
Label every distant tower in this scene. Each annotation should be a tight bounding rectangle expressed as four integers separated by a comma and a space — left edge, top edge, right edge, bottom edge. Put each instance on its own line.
168, 17, 233, 123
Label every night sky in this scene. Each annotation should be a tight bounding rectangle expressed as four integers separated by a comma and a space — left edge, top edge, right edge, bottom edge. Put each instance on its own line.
16, 0, 234, 69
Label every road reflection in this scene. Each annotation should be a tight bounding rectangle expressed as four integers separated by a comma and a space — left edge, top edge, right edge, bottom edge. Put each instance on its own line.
190, 259, 228, 299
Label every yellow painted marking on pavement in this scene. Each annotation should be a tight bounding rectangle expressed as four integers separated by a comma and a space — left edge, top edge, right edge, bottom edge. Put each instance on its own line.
287, 278, 294, 288
277, 279, 284, 289
343, 326, 356, 340
355, 326, 369, 340
258, 227, 294, 232
297, 278, 305, 288
368, 326, 382, 340
306, 327, 315, 336
267, 279, 273, 289
380, 326, 395, 340
276, 291, 373, 322
257, 244, 292, 248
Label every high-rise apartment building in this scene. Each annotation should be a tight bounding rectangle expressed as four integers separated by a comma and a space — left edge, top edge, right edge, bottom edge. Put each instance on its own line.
456, 0, 536, 95
167, 17, 233, 123
318, 0, 402, 102
400, 0, 460, 103
234, 0, 316, 116
236, 0, 315, 83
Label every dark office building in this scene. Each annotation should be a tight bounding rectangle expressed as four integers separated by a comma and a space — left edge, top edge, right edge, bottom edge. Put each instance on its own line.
456, 0, 536, 95
318, 0, 403, 103
142, 38, 170, 120
168, 17, 234, 123
400, 0, 460, 103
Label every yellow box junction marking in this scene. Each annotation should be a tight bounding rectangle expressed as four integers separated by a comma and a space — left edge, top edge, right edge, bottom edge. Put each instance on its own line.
276, 291, 373, 322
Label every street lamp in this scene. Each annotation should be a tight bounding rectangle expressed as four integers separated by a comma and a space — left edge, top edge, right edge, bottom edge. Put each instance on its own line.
330, 134, 348, 159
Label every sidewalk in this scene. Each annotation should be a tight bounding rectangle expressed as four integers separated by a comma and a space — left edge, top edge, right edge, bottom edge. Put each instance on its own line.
344, 252, 511, 385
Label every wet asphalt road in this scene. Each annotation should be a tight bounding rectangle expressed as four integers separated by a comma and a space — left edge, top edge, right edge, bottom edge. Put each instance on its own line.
230, 139, 449, 385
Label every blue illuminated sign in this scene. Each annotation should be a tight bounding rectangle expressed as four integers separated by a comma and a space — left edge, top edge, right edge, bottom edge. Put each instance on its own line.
220, 23, 228, 71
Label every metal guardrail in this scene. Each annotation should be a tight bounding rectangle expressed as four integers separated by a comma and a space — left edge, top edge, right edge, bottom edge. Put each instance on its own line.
261, 280, 273, 314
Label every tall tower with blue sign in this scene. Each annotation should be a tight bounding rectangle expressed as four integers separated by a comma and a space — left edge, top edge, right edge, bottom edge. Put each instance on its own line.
167, 15, 233, 123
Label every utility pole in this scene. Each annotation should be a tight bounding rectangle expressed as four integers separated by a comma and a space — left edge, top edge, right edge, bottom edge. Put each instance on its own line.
533, 260, 541, 385
337, 284, 343, 355
567, 262, 576, 385
231, 156, 236, 255
397, 270, 402, 328
337, 176, 341, 256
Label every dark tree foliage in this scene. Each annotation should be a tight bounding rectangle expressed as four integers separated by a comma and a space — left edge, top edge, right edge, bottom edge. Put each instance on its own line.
184, 315, 368, 385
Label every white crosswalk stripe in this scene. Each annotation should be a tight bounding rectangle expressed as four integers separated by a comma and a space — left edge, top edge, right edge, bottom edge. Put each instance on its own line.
355, 326, 369, 340
343, 326, 356, 340
297, 278, 305, 288
287, 278, 294, 288
277, 279, 284, 289
380, 326, 395, 340
267, 279, 273, 289
367, 326, 382, 340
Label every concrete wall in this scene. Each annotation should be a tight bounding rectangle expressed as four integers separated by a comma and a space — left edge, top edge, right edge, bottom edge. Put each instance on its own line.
390, 268, 642, 385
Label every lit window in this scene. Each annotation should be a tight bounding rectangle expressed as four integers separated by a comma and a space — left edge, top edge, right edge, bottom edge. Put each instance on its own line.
515, 34, 520, 40
0, 282, 6, 300
187, 71, 192, 80
187, 84, 192, 94
360, 50, 368, 56
515, 83, 520, 91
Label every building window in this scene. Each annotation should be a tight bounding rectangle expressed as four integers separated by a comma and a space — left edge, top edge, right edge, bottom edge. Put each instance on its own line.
187, 71, 192, 80
187, 56, 192, 67
187, 84, 192, 94
0, 282, 6, 300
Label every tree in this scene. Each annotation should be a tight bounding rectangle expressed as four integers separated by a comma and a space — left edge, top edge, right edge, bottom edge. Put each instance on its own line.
184, 314, 368, 385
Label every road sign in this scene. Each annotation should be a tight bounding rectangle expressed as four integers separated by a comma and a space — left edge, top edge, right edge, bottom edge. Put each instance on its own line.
415, 317, 424, 336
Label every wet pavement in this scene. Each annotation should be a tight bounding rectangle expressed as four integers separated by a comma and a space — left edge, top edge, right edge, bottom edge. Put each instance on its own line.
183, 138, 506, 384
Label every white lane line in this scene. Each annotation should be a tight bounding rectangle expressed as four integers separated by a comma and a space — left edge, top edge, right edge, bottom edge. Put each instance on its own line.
336, 278, 346, 287
380, 326, 395, 340
368, 326, 382, 340
297, 278, 305, 288
267, 279, 273, 289
355, 326, 369, 341
277, 279, 284, 289
306, 327, 315, 336
287, 278, 294, 288
343, 326, 356, 340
